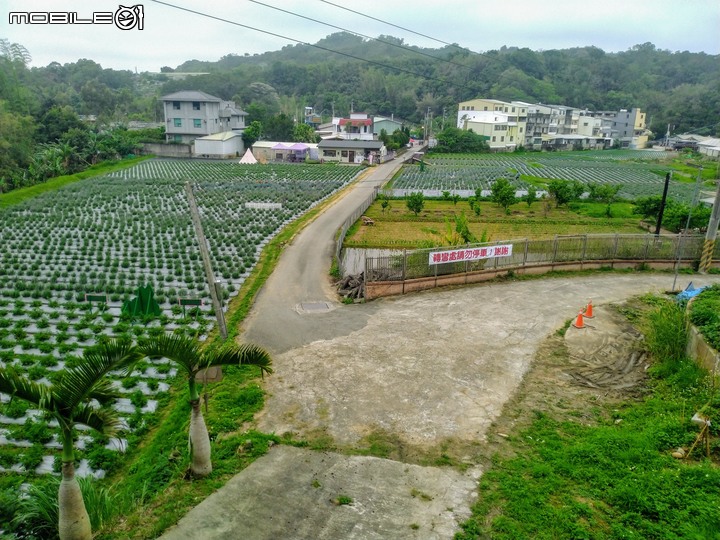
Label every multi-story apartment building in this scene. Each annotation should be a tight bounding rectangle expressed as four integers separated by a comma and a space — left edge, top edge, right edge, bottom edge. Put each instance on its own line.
457, 99, 527, 150
161, 90, 247, 144
459, 98, 647, 151
589, 108, 649, 148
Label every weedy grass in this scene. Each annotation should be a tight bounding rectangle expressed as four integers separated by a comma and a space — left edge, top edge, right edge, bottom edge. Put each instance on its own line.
457, 297, 720, 540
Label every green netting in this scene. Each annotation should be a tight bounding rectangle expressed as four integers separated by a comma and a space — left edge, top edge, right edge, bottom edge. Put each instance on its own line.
122, 284, 161, 318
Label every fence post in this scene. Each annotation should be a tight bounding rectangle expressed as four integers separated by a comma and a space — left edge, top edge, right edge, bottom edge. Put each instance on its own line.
643, 234, 651, 263
612, 234, 619, 268
402, 249, 407, 295
465, 243, 469, 284
581, 234, 588, 268
551, 235, 559, 268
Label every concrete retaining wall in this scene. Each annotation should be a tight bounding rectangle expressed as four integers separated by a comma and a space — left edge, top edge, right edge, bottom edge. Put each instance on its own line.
686, 326, 720, 375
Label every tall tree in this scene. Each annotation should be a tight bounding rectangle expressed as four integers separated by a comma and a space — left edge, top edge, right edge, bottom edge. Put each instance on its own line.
0, 340, 142, 540
139, 334, 272, 477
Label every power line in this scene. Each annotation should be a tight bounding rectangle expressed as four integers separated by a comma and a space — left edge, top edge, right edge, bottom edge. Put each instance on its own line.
149, 0, 479, 93
245, 0, 474, 72
318, 0, 499, 65
318, 0, 458, 49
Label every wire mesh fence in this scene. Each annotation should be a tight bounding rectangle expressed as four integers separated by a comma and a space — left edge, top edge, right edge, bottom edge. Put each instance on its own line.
365, 233, 712, 286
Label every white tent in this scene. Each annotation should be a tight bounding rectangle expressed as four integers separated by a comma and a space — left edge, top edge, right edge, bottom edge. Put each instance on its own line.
238, 148, 258, 164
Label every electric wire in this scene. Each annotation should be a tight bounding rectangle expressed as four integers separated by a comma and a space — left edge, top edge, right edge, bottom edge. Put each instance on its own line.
318, 0, 477, 55
245, 0, 475, 72
149, 0, 480, 93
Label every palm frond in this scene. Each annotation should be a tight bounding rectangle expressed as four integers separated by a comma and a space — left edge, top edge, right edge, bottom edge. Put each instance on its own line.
0, 367, 51, 409
53, 340, 142, 413
138, 333, 200, 374
205, 343, 273, 375
87, 378, 122, 406
73, 402, 123, 435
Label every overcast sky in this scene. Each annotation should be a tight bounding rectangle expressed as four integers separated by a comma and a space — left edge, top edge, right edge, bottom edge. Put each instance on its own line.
3, 0, 719, 73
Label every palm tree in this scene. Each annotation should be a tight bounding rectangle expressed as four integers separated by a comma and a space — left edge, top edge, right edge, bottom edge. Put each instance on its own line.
0, 340, 142, 540
139, 333, 272, 477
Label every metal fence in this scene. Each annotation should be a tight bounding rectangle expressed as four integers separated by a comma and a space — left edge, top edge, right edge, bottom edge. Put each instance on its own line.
365, 233, 716, 284
335, 186, 379, 263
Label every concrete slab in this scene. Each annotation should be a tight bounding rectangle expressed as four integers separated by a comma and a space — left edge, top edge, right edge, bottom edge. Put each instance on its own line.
160, 446, 479, 540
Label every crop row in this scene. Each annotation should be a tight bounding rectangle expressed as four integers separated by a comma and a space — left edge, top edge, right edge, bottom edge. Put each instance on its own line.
0, 158, 362, 477
393, 153, 696, 202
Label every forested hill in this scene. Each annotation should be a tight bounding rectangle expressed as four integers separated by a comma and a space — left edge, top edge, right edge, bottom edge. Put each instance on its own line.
1, 32, 719, 141
166, 32, 720, 136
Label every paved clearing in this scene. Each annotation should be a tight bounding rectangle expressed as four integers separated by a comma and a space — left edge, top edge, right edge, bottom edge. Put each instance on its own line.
161, 273, 720, 539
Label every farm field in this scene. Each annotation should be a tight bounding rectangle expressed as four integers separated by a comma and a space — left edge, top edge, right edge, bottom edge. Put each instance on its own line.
345, 200, 647, 249
389, 150, 702, 202
0, 159, 361, 479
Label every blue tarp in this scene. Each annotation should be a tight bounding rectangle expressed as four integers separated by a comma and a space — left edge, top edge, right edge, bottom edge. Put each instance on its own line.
676, 282, 706, 302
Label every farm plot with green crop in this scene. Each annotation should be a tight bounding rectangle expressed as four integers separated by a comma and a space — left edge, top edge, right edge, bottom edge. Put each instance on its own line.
390, 152, 697, 202
0, 159, 360, 478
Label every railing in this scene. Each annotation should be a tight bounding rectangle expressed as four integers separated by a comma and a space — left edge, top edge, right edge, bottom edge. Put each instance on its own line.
364, 233, 716, 299
335, 186, 379, 263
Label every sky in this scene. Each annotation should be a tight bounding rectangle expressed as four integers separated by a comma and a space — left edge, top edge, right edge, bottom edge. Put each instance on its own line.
2, 0, 719, 73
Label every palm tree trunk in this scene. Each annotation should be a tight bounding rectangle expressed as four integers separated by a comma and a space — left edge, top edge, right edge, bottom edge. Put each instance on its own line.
189, 398, 212, 477
58, 430, 91, 540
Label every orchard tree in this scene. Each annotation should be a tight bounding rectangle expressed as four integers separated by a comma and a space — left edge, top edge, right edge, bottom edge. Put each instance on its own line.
547, 179, 584, 207
406, 191, 425, 216
491, 178, 517, 214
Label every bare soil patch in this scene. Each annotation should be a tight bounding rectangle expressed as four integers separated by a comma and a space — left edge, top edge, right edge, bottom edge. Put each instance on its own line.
480, 301, 650, 462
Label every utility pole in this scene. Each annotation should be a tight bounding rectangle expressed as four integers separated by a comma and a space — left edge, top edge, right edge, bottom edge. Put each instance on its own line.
185, 182, 228, 339
672, 167, 704, 291
654, 172, 671, 235
700, 178, 720, 273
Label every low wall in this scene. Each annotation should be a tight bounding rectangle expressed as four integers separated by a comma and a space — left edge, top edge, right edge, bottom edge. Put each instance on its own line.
365, 259, 698, 300
141, 143, 192, 158
686, 326, 720, 376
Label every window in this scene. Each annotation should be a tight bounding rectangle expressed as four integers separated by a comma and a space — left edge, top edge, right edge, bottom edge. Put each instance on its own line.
510, 136, 514, 142
323, 150, 336, 157
492, 136, 496, 142
173, 118, 182, 127
341, 150, 349, 157
173, 134, 182, 143
192, 101, 200, 110
512, 107, 515, 112
520, 127, 523, 133
501, 136, 505, 142
193, 119, 202, 128
172, 101, 180, 110
484, 106, 488, 111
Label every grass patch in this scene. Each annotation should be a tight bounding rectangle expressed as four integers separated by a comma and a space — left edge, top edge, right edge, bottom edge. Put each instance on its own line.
457, 297, 720, 540
344, 199, 646, 248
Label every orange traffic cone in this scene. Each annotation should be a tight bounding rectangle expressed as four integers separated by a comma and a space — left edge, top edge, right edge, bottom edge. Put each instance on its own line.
572, 310, 585, 329
584, 299, 594, 319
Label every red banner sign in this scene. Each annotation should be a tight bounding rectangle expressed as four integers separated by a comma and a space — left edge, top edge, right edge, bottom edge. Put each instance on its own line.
429, 244, 513, 265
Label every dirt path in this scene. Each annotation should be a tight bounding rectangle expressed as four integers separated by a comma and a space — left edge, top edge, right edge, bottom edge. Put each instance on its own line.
161, 274, 720, 539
